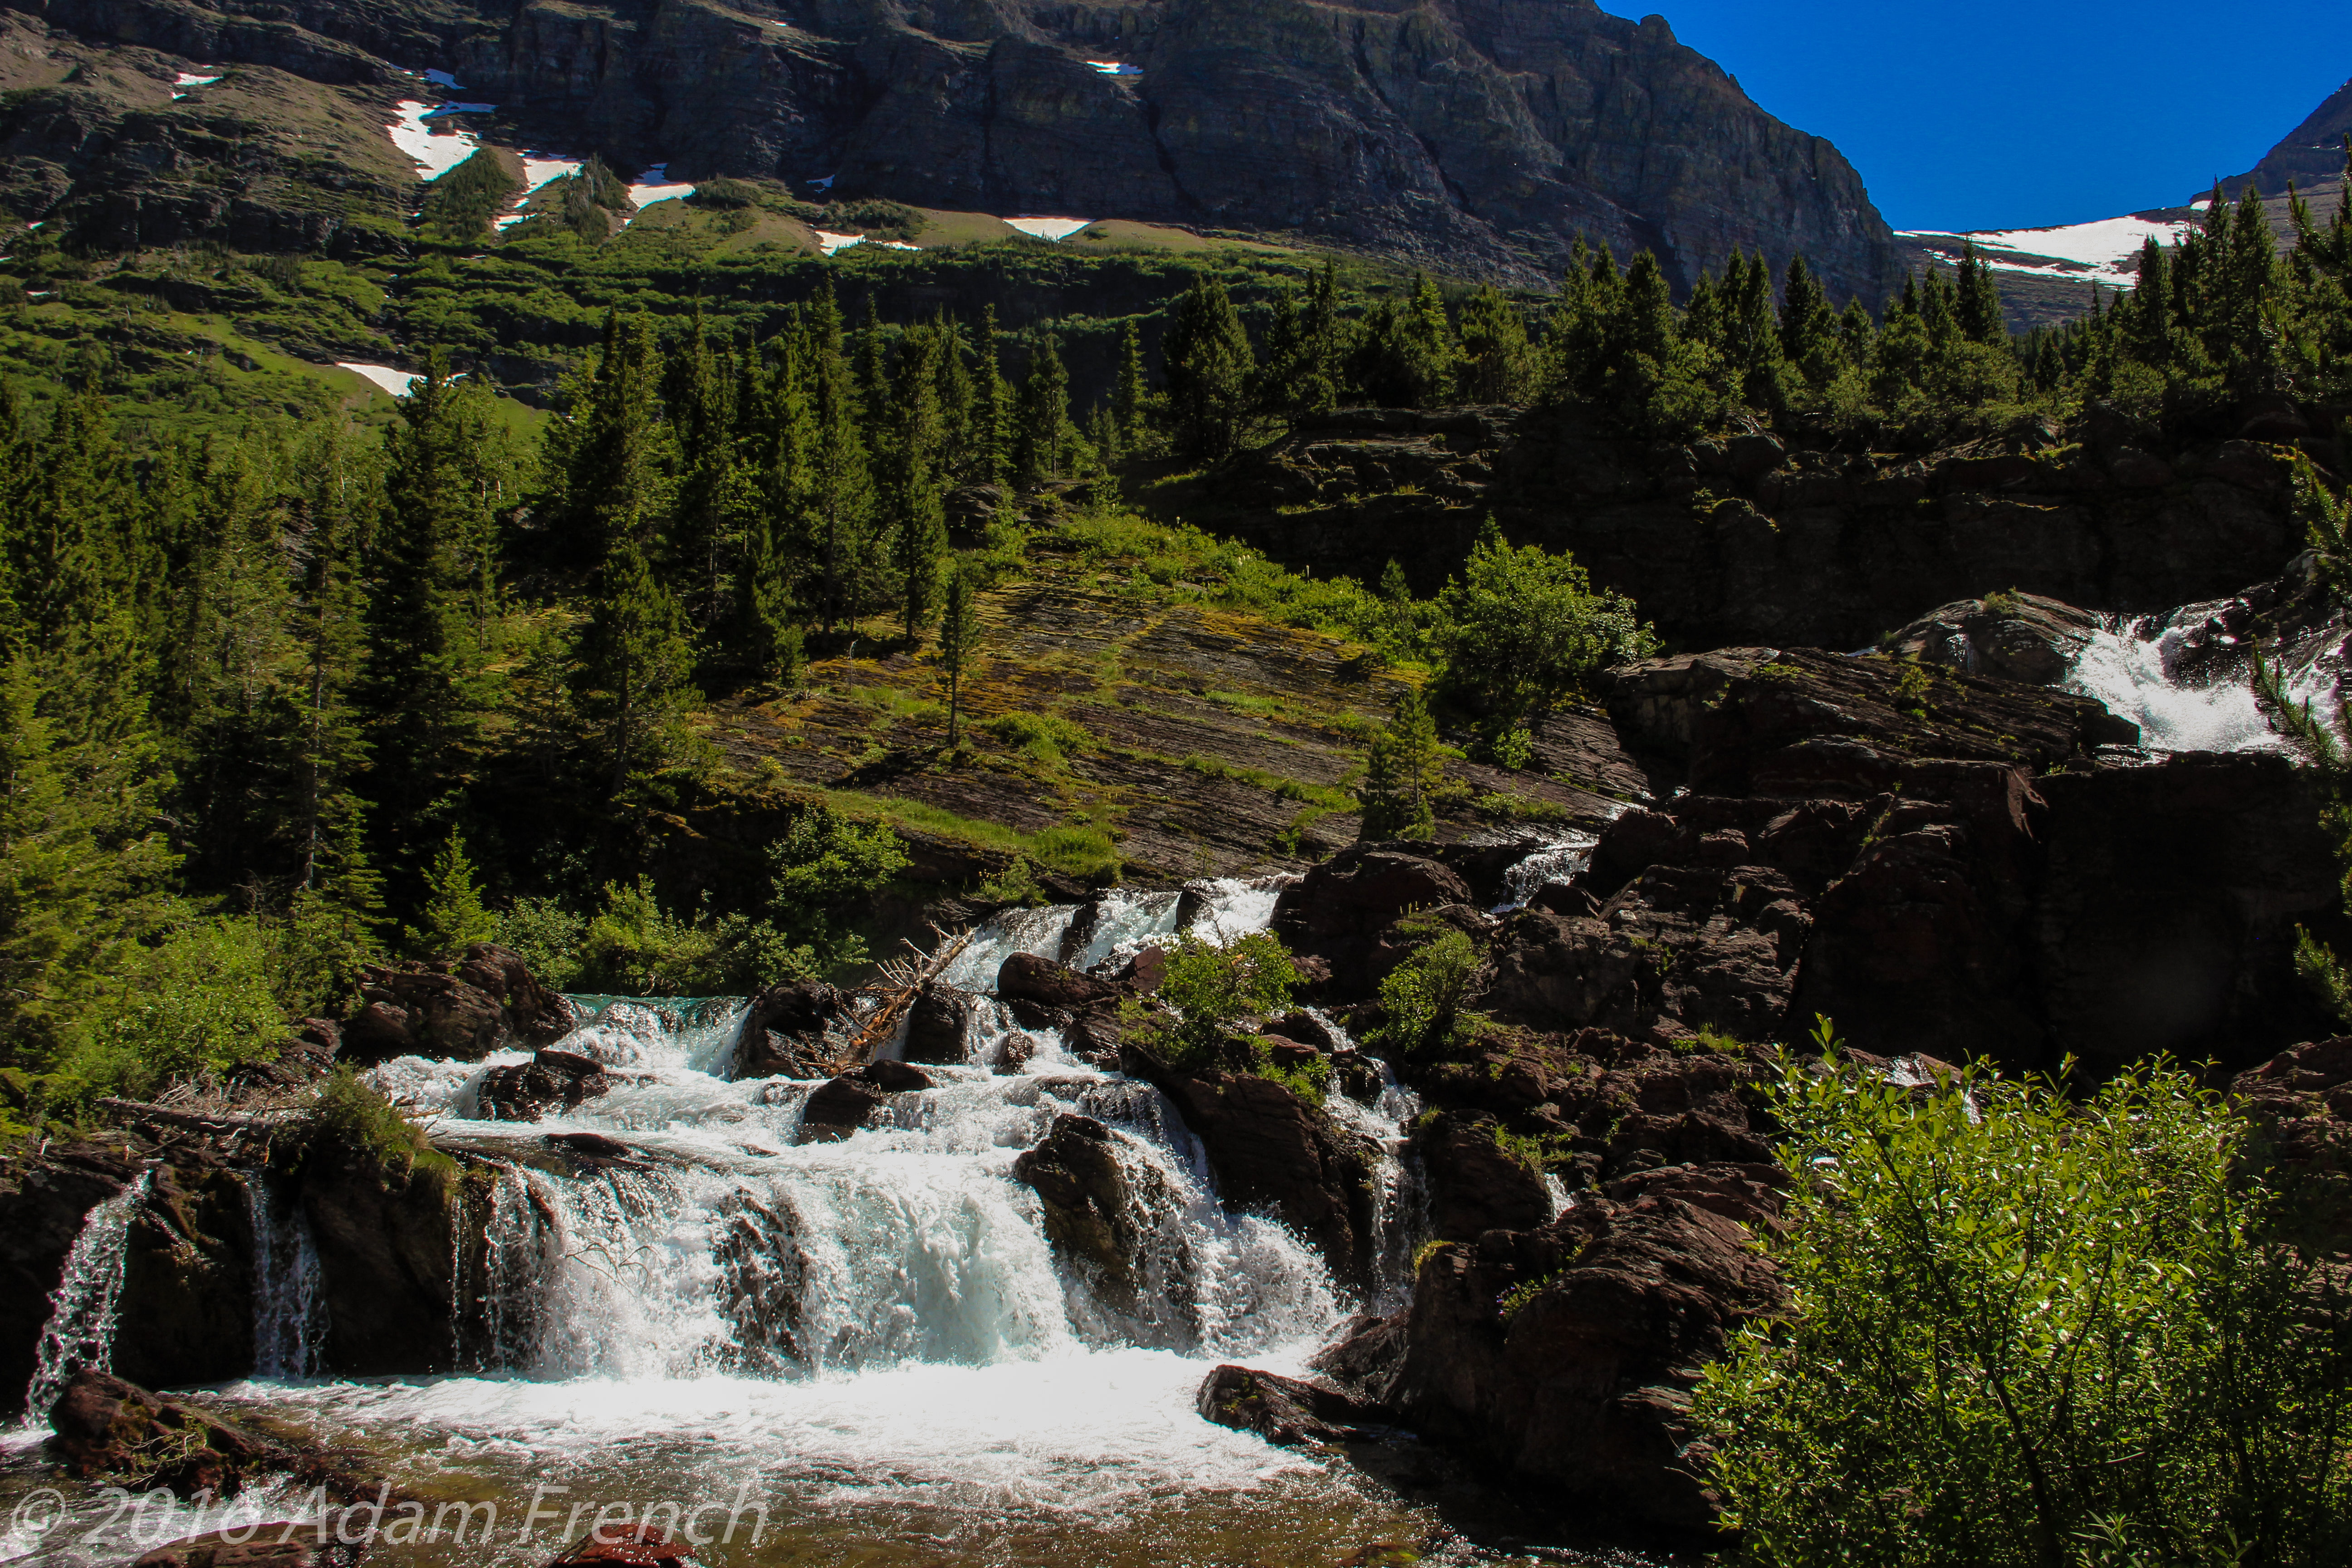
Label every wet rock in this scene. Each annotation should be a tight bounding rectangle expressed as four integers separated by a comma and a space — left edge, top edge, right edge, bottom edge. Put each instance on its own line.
1412, 1111, 1555, 1242
735, 981, 849, 1078
478, 1050, 612, 1123
340, 945, 575, 1064
902, 981, 981, 1064
298, 1134, 470, 1377
995, 1032, 1038, 1074
1306, 1310, 1410, 1406
545, 1131, 637, 1161
795, 1061, 933, 1143
134, 1531, 362, 1568
1395, 1168, 1786, 1536
113, 1162, 253, 1391
997, 953, 1116, 1012
545, 1521, 700, 1566
1885, 591, 2103, 685
1123, 1048, 1380, 1288
1012, 1114, 1153, 1287
50, 1369, 389, 1505
1195, 1363, 1390, 1446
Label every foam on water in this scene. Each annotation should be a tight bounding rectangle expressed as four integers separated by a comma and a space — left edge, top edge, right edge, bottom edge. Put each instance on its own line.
2062, 622, 2335, 753
32, 878, 1420, 1543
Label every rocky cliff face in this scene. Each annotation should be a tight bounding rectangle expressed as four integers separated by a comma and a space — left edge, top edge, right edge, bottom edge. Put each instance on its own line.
1, 0, 1908, 297
2222, 75, 2352, 197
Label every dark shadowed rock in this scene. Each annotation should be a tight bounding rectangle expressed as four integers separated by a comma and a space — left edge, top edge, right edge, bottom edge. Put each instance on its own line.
1412, 1110, 1554, 1242
298, 1137, 468, 1376
1886, 591, 2102, 685
113, 1162, 251, 1391
903, 981, 981, 1063
479, 1050, 612, 1123
1395, 1168, 1786, 1536
795, 1061, 933, 1143
1306, 1310, 1410, 1406
339, 945, 575, 1064
736, 981, 849, 1078
998, 953, 1116, 1012
2032, 753, 2344, 1073
1273, 846, 1475, 993
545, 1522, 700, 1567
1195, 1363, 1390, 1446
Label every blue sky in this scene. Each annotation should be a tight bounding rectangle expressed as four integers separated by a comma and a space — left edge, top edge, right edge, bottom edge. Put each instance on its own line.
1594, 0, 2352, 233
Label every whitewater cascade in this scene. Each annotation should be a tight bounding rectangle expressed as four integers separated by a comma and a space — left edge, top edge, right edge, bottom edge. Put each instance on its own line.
22, 1173, 149, 1414
2063, 611, 2342, 753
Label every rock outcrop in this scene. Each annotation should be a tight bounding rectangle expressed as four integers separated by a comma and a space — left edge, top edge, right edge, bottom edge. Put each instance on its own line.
478, 1049, 612, 1122
0, 1140, 138, 1415
1011, 1112, 1187, 1311
340, 945, 576, 1064
49, 1367, 392, 1504
1195, 1362, 1390, 1446
1208, 404, 2303, 651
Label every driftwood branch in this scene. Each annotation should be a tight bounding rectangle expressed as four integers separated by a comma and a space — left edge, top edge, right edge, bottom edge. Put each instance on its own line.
98, 1098, 304, 1135
826, 926, 975, 1072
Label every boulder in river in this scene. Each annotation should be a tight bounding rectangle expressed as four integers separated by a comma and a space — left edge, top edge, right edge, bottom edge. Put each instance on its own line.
340, 944, 576, 1063
1884, 591, 2103, 685
134, 1531, 362, 1568
1196, 1363, 1390, 1446
902, 981, 982, 1063
51, 1368, 392, 1504
796, 1061, 935, 1143
545, 1521, 700, 1566
736, 980, 849, 1078
1012, 1113, 1161, 1290
479, 1049, 613, 1122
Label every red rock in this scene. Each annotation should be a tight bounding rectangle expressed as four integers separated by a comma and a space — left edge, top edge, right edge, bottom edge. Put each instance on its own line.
548, 1522, 698, 1567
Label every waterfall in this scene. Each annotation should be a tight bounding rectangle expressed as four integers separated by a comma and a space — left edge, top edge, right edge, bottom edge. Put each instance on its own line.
263, 874, 1424, 1518
24, 1173, 150, 1413
1495, 834, 1600, 911
2062, 613, 2342, 754
247, 1176, 324, 1379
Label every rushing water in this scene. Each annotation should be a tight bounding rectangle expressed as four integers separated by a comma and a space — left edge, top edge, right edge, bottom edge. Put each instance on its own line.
3, 866, 1637, 1566
21, 1174, 148, 1416
2062, 614, 2342, 754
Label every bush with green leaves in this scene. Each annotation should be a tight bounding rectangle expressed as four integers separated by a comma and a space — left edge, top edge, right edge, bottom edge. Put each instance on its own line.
1366, 924, 1483, 1055
1695, 1037, 2352, 1567
1435, 519, 1656, 726
57, 917, 287, 1102
1151, 930, 1299, 1069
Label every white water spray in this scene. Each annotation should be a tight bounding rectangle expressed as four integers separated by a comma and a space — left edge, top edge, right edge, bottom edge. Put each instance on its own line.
24, 1173, 150, 1413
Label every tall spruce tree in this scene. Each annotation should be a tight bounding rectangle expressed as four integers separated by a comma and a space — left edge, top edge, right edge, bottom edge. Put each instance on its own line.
936, 559, 980, 748
1163, 275, 1256, 458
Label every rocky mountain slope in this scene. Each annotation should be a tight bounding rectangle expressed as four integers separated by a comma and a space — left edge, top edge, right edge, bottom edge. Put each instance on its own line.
0, 0, 1908, 298
2224, 74, 2352, 196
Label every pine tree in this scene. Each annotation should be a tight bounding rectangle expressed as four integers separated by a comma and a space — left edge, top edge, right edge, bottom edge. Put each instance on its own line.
1358, 688, 1440, 841
1455, 286, 1535, 404
936, 560, 981, 749
740, 513, 804, 684
408, 828, 495, 955
1014, 335, 1074, 485
359, 350, 491, 909
1779, 255, 1841, 383
887, 325, 949, 644
1952, 244, 2009, 346
1112, 318, 1151, 451
573, 539, 698, 798
854, 294, 890, 430
975, 307, 1012, 487
1163, 275, 1256, 458
805, 344, 875, 635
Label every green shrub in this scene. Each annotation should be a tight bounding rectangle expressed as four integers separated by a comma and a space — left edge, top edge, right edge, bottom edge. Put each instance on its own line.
1366, 926, 1482, 1055
578, 877, 716, 995
1435, 519, 1657, 724
57, 917, 287, 1103
313, 1067, 455, 1191
493, 896, 588, 990
1695, 1035, 2352, 1565
1152, 930, 1298, 1068
986, 710, 1092, 763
